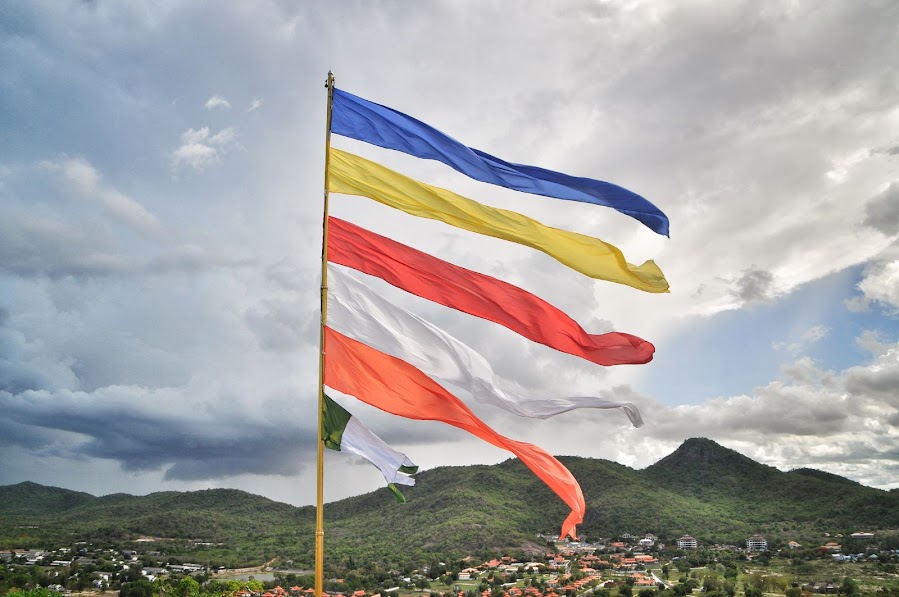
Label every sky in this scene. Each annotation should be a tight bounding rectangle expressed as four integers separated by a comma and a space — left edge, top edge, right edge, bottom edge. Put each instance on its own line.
1, 0, 899, 510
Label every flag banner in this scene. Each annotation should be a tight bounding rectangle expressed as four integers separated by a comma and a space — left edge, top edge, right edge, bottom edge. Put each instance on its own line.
328, 266, 644, 426
322, 393, 418, 502
331, 88, 670, 236
323, 326, 585, 539
328, 149, 669, 293
328, 217, 655, 366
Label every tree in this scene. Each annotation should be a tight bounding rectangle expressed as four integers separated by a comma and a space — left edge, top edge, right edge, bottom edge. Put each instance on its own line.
176, 576, 200, 597
120, 579, 155, 597
839, 577, 860, 596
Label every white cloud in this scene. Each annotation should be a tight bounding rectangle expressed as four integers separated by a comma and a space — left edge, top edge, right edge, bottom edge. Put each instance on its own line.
802, 325, 830, 343
856, 330, 891, 357
204, 94, 231, 110
248, 98, 263, 112
856, 260, 899, 311
171, 126, 237, 172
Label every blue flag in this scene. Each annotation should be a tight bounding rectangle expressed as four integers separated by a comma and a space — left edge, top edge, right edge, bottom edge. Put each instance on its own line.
331, 88, 669, 237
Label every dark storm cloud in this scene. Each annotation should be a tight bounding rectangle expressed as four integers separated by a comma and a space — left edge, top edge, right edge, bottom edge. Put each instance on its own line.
863, 183, 899, 235
0, 387, 318, 480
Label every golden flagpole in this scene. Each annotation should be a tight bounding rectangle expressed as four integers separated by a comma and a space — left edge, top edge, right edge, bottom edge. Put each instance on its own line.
315, 70, 335, 597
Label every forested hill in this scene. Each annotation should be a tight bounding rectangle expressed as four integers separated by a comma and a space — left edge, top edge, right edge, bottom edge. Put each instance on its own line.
2, 438, 897, 567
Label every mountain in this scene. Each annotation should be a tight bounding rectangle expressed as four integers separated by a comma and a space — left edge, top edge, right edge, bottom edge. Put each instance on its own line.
0, 481, 95, 517
2, 438, 896, 568
642, 438, 898, 532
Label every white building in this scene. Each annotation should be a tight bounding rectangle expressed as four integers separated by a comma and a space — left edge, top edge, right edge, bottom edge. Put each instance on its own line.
746, 535, 768, 551
677, 536, 698, 549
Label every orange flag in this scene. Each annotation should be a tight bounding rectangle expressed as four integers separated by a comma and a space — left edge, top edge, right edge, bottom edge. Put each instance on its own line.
324, 326, 585, 539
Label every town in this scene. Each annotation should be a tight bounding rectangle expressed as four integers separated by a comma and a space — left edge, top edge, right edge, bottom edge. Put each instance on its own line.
4, 530, 898, 597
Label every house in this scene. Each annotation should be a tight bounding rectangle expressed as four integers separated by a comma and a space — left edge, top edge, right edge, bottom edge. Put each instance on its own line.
746, 535, 767, 551
458, 568, 479, 581
638, 537, 654, 548
850, 532, 875, 540
677, 536, 698, 549
788, 541, 802, 550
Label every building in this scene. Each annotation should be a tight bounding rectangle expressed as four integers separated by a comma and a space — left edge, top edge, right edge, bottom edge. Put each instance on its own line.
677, 536, 698, 550
746, 535, 767, 551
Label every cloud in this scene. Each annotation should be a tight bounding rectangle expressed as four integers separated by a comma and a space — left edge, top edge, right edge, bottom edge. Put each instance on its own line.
731, 267, 774, 304
627, 344, 899, 487
856, 260, 899, 312
0, 386, 316, 480
0, 212, 135, 278
204, 95, 232, 110
864, 183, 899, 235
3, 0, 899, 505
802, 325, 829, 343
171, 127, 237, 172
856, 330, 891, 357
40, 156, 162, 236
145, 244, 253, 275
845, 295, 871, 313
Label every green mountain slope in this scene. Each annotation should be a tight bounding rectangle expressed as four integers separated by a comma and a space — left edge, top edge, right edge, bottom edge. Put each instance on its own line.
2, 438, 896, 567
642, 438, 899, 532
0, 481, 95, 517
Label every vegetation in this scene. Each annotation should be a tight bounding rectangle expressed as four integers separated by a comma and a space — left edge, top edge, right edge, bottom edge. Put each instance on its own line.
1, 438, 897, 571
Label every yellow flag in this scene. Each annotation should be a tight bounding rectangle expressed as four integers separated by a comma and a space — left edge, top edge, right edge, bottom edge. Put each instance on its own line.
328, 148, 669, 293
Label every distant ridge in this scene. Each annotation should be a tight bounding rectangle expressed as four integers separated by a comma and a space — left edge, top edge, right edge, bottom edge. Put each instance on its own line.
0, 481, 95, 517
2, 438, 897, 566
787, 467, 862, 486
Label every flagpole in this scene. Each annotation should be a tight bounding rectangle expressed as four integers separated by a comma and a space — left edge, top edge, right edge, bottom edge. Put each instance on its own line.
315, 70, 335, 597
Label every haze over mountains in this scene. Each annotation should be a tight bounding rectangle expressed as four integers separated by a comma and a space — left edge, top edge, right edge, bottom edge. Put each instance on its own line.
2, 439, 896, 565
